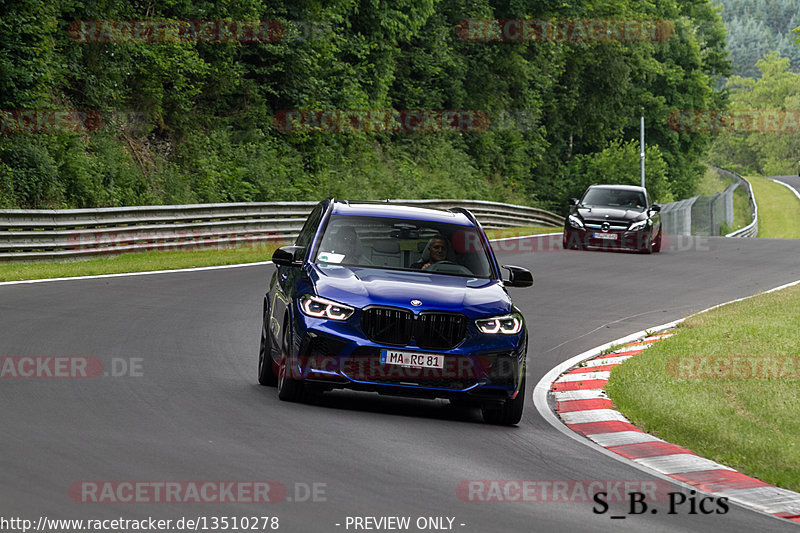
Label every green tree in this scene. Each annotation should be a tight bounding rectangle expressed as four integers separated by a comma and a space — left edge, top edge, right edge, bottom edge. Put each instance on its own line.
707, 52, 800, 175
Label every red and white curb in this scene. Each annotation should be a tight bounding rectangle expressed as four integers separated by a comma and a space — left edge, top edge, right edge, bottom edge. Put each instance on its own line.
534, 324, 800, 525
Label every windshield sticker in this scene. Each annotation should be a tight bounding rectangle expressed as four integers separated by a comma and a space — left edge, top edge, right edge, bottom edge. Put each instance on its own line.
317, 252, 345, 264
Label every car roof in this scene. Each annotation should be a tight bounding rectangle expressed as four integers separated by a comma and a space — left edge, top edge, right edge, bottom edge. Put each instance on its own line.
330, 201, 475, 226
587, 184, 647, 192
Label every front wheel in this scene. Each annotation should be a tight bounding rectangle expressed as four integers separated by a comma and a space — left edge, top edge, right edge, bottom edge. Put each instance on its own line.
652, 230, 662, 253
638, 233, 653, 254
257, 315, 278, 386
481, 377, 526, 426
562, 231, 582, 250
277, 322, 305, 402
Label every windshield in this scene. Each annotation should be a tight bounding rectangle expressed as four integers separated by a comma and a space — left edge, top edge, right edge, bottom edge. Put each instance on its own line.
314, 215, 494, 278
581, 188, 646, 211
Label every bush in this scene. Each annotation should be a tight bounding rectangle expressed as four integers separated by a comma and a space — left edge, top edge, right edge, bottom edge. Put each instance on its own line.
0, 137, 62, 208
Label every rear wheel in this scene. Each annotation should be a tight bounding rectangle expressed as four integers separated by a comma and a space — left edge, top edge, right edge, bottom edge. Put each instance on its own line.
481, 377, 526, 426
277, 321, 305, 402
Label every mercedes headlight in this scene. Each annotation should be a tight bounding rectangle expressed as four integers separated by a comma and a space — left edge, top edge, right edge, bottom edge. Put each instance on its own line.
567, 215, 585, 229
628, 219, 651, 231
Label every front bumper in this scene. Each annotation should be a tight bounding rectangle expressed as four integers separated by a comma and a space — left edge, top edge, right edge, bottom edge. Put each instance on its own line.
287, 319, 526, 401
564, 228, 651, 251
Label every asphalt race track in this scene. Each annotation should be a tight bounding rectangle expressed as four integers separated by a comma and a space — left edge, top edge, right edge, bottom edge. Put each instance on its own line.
770, 175, 800, 197
2, 235, 800, 532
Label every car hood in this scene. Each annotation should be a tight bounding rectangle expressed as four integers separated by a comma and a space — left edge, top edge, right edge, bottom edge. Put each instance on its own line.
577, 206, 646, 223
307, 264, 512, 317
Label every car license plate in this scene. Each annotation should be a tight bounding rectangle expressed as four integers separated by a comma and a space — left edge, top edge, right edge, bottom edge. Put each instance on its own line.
592, 232, 618, 240
380, 349, 444, 369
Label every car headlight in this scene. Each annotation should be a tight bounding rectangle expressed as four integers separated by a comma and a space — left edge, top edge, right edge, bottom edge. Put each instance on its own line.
476, 313, 524, 335
299, 294, 355, 320
567, 215, 584, 229
628, 219, 651, 231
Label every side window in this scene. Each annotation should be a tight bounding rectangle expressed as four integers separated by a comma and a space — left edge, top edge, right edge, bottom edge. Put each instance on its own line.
295, 204, 323, 253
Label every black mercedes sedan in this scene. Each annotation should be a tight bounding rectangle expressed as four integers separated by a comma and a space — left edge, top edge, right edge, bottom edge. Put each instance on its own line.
562, 184, 662, 253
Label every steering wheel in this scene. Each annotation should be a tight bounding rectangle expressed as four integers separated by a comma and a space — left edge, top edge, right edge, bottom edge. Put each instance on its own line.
425, 260, 474, 275
425, 260, 454, 270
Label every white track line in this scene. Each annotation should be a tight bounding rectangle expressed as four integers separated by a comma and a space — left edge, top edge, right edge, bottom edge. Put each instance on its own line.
772, 179, 800, 202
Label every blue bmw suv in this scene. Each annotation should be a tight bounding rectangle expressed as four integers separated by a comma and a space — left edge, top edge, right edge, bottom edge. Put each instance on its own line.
258, 199, 533, 425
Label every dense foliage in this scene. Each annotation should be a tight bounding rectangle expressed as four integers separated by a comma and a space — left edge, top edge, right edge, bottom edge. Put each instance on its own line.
716, 0, 800, 78
0, 0, 729, 211
707, 52, 800, 176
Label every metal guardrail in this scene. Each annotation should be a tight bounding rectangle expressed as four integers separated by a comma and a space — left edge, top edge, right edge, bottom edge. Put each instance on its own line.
711, 167, 758, 238
0, 199, 564, 261
660, 167, 757, 238
659, 197, 696, 236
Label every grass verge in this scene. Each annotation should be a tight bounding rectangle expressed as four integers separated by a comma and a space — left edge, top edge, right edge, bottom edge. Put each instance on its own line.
0, 226, 557, 282
606, 284, 800, 492
485, 226, 560, 238
0, 245, 282, 282
748, 176, 800, 238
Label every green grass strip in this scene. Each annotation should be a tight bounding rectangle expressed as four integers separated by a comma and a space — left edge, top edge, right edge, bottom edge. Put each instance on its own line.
484, 226, 560, 238
0, 226, 557, 282
748, 176, 800, 238
606, 284, 800, 492
0, 245, 281, 282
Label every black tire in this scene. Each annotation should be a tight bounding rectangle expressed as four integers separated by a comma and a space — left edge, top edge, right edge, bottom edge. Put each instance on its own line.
652, 230, 662, 253
277, 321, 305, 402
638, 233, 652, 254
257, 312, 278, 386
481, 377, 526, 426
563, 231, 581, 250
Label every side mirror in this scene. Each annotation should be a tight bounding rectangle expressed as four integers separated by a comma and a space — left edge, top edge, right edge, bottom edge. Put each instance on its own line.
272, 245, 305, 267
569, 198, 580, 206
650, 204, 661, 213
501, 265, 533, 288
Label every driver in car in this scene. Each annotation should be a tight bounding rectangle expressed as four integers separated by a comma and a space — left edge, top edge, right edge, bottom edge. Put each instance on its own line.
324, 226, 372, 265
413, 235, 449, 270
